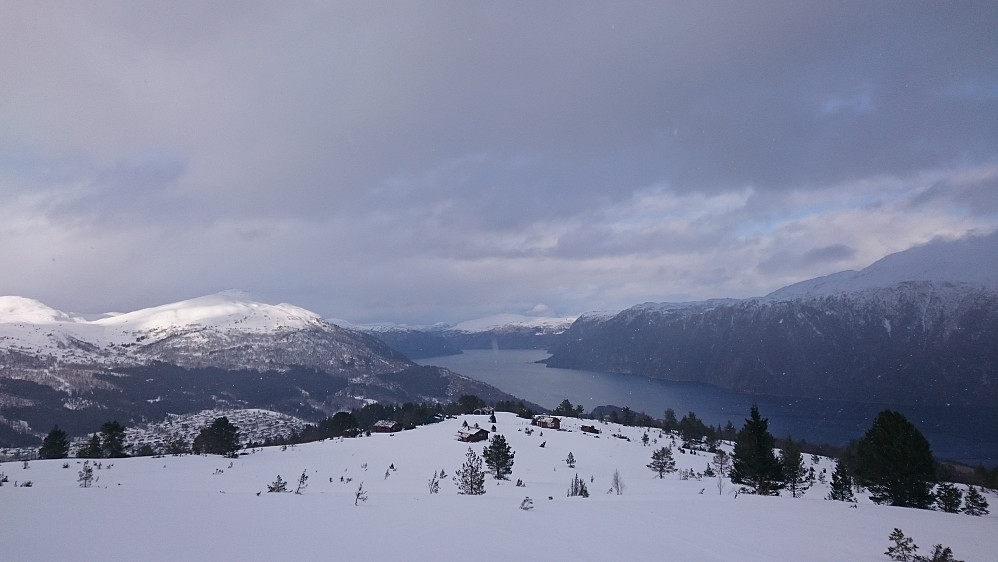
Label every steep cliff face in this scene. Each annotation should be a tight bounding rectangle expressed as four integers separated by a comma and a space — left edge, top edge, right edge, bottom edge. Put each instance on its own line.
545, 282, 998, 406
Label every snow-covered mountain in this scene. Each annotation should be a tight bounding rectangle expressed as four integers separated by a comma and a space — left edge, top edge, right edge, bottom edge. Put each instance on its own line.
766, 230, 998, 300
546, 233, 998, 406
0, 292, 520, 446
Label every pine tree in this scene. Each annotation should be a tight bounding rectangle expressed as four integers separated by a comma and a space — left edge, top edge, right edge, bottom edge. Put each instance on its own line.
78, 434, 102, 459
565, 451, 576, 468
166, 438, 190, 456
730, 405, 784, 495
962, 485, 989, 516
99, 421, 127, 458
482, 434, 515, 480
711, 449, 730, 477
662, 408, 678, 433
39, 425, 70, 459
295, 469, 308, 494
77, 460, 95, 488
455, 447, 486, 495
267, 475, 287, 493
192, 417, 241, 457
885, 528, 918, 562
781, 436, 810, 498
923, 543, 962, 562
647, 446, 676, 478
855, 410, 935, 508
428, 472, 440, 494
934, 483, 963, 513
826, 460, 855, 502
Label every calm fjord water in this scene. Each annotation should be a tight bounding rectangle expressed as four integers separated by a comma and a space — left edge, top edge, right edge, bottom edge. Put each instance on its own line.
419, 349, 997, 467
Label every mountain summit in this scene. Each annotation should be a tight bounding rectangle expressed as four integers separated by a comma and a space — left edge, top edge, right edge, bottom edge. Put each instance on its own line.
0, 292, 518, 447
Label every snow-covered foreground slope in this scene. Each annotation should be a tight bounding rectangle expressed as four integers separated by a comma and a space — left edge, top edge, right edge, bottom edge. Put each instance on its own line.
3, 414, 994, 561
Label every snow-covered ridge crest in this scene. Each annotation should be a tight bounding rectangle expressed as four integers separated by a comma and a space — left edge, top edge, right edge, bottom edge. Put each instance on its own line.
93, 291, 323, 334
766, 230, 998, 301
0, 296, 85, 325
0, 291, 332, 365
451, 313, 576, 333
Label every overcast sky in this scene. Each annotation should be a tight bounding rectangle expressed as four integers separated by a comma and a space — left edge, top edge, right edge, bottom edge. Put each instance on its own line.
2, 2, 997, 325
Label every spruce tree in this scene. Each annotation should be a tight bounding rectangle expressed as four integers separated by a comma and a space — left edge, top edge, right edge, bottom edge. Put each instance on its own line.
826, 460, 855, 502
99, 421, 127, 458
962, 485, 989, 516
854, 410, 935, 508
192, 417, 241, 457
934, 483, 963, 513
482, 434, 514, 480
647, 446, 676, 478
730, 405, 784, 495
39, 425, 70, 459
780, 436, 809, 498
885, 528, 918, 562
662, 408, 679, 433
78, 434, 102, 459
455, 447, 486, 495
166, 438, 190, 456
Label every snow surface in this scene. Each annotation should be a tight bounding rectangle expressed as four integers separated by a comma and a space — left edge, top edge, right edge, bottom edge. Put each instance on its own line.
3, 413, 994, 561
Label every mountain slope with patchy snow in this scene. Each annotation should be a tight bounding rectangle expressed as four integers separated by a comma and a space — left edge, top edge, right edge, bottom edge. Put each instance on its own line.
0, 293, 520, 446
546, 234, 998, 406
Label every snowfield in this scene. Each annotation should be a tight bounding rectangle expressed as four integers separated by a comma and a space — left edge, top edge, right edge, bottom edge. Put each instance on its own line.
3, 413, 995, 561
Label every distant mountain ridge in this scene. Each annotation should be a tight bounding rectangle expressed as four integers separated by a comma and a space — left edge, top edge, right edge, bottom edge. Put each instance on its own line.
0, 292, 521, 446
358, 314, 577, 358
545, 232, 998, 406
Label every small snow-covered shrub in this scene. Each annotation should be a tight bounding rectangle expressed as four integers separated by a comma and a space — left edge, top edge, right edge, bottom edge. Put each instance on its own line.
267, 475, 287, 493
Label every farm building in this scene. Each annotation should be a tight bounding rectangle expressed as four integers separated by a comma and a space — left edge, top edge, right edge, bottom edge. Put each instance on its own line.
581, 425, 600, 434
457, 428, 490, 443
532, 415, 561, 430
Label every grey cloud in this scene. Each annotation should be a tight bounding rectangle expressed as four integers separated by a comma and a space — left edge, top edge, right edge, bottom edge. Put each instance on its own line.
2, 2, 997, 324
758, 244, 857, 275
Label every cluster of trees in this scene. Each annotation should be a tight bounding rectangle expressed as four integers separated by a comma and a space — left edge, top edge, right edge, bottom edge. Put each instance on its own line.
37, 417, 242, 460
559, 400, 739, 448
75, 421, 127, 459
725, 405, 989, 515
268, 395, 537, 447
